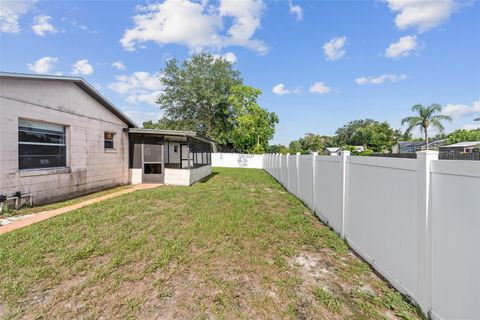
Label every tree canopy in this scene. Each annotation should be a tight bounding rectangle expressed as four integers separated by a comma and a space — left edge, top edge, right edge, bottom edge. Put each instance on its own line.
288, 133, 334, 154
334, 119, 399, 152
228, 85, 279, 153
446, 129, 480, 144
145, 53, 278, 151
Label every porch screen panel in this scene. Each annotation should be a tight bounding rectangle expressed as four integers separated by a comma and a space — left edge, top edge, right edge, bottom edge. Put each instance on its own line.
144, 143, 163, 163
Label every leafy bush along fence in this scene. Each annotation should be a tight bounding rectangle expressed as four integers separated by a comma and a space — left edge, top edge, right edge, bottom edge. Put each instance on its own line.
214, 152, 480, 319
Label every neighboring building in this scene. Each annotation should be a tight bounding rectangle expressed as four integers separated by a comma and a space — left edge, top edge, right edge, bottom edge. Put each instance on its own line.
0, 72, 213, 205
393, 140, 447, 153
324, 147, 341, 156
439, 141, 480, 153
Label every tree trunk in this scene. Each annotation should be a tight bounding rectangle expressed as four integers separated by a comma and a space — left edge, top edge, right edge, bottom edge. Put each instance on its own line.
424, 126, 429, 150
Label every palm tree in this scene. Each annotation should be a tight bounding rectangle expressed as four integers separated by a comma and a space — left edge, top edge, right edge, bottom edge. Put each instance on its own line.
401, 104, 452, 150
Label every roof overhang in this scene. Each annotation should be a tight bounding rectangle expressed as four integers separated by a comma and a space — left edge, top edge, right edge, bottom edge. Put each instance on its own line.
0, 72, 138, 128
128, 128, 217, 144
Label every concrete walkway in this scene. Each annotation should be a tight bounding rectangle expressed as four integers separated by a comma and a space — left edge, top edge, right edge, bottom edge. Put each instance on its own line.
0, 184, 161, 235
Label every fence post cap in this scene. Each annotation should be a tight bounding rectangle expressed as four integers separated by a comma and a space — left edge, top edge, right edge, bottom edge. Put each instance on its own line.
341, 150, 351, 156
416, 150, 439, 155
296, 152, 301, 155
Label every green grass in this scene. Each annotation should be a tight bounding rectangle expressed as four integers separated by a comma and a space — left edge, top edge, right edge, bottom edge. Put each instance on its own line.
0, 168, 423, 319
0, 185, 132, 218
313, 287, 343, 313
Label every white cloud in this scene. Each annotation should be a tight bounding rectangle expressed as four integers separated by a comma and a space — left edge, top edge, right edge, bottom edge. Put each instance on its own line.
0, 0, 35, 33
112, 61, 126, 70
31, 15, 58, 36
355, 74, 407, 85
323, 36, 346, 61
120, 0, 267, 54
108, 71, 163, 105
384, 0, 458, 33
289, 0, 303, 21
272, 83, 301, 95
442, 99, 480, 118
69, 19, 99, 34
309, 82, 332, 94
213, 51, 237, 63
27, 56, 58, 74
71, 59, 94, 75
385, 35, 419, 58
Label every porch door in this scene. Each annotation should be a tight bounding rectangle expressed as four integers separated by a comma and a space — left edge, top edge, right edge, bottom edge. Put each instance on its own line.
143, 139, 164, 183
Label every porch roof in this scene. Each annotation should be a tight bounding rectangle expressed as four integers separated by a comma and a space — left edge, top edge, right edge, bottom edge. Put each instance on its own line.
128, 128, 216, 144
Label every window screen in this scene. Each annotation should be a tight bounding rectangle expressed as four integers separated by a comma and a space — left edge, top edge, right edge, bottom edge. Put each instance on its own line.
18, 119, 66, 170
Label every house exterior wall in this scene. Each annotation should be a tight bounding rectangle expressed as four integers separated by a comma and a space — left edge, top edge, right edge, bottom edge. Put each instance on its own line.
0, 78, 129, 204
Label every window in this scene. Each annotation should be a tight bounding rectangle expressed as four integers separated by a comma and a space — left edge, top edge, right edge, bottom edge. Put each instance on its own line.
18, 119, 66, 170
104, 132, 115, 149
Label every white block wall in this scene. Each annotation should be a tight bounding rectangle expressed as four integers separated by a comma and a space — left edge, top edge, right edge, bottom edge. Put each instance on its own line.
212, 153, 263, 168
0, 78, 130, 204
262, 152, 480, 320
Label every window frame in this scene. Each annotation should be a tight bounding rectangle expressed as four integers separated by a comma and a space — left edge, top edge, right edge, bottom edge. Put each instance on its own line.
104, 131, 116, 150
18, 119, 68, 171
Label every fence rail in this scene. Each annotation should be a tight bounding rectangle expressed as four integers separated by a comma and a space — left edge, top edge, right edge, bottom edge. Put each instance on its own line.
365, 152, 480, 160
438, 151, 480, 160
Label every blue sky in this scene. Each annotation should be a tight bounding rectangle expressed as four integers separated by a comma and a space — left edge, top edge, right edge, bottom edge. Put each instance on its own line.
1, 0, 479, 145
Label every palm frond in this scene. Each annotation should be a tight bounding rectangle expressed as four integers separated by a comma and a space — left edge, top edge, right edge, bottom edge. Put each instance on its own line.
430, 119, 445, 132
411, 104, 425, 113
429, 103, 442, 114
401, 116, 422, 126
431, 114, 452, 122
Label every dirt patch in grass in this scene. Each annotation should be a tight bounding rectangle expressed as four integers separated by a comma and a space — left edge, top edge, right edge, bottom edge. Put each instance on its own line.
0, 168, 423, 319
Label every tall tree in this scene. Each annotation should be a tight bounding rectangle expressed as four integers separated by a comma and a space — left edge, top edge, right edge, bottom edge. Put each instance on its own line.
335, 119, 398, 152
267, 144, 289, 154
228, 85, 279, 154
288, 133, 334, 154
155, 52, 242, 144
401, 104, 451, 149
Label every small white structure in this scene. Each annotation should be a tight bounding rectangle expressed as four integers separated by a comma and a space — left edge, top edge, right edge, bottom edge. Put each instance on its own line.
324, 147, 341, 155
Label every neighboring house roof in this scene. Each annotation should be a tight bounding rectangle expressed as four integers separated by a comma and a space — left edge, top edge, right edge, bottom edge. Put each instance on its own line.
326, 147, 341, 152
0, 72, 138, 128
129, 128, 217, 144
440, 141, 480, 148
398, 139, 447, 152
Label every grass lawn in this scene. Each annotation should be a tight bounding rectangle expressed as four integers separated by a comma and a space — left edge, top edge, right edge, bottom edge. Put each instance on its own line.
0, 168, 423, 319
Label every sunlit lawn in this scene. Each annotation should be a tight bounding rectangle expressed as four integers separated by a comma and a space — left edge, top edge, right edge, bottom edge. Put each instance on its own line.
0, 168, 422, 319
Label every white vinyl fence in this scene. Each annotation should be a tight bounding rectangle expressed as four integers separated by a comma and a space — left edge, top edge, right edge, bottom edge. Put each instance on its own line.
262, 152, 479, 320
